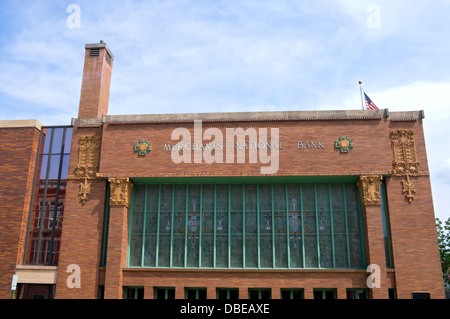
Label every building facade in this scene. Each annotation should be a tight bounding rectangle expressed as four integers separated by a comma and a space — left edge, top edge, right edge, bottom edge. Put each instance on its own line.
0, 42, 445, 299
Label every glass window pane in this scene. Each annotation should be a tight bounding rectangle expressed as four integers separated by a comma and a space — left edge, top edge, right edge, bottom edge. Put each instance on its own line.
249, 290, 259, 300
229, 289, 239, 299
51, 128, 64, 154
60, 155, 70, 179
230, 184, 243, 268
198, 289, 207, 299
143, 185, 158, 267
217, 289, 227, 299
42, 128, 52, 154
48, 155, 61, 179
201, 184, 214, 268
334, 234, 348, 268
215, 184, 228, 268
317, 184, 332, 268
143, 234, 156, 267
281, 290, 291, 299
325, 290, 336, 299
187, 184, 200, 267
63, 127, 73, 154
172, 185, 186, 267
129, 234, 142, 266
245, 185, 257, 268
259, 184, 272, 268
287, 183, 302, 268
39, 155, 48, 179
303, 184, 317, 268
158, 185, 172, 267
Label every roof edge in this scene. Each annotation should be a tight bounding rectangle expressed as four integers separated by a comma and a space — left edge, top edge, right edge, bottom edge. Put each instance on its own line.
0, 119, 43, 130
71, 109, 425, 126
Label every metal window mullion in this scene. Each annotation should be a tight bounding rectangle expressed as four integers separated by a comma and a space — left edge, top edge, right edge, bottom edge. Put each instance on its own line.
271, 184, 275, 268
256, 184, 260, 269
127, 188, 134, 267
170, 184, 175, 267
242, 184, 246, 269
155, 184, 161, 267
328, 183, 335, 268
101, 185, 110, 267
285, 184, 291, 269
343, 183, 351, 268
314, 183, 320, 269
300, 184, 305, 268
199, 184, 203, 268
37, 128, 54, 264
184, 184, 189, 268
141, 185, 148, 267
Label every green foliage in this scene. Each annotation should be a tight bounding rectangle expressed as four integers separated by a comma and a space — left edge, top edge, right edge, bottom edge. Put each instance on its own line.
436, 217, 450, 285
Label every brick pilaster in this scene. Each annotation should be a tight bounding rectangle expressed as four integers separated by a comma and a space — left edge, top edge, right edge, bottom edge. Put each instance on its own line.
104, 178, 133, 299
358, 175, 389, 299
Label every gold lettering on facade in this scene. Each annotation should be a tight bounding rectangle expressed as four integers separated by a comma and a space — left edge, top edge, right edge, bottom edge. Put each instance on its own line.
73, 135, 101, 204
358, 175, 383, 206
108, 177, 134, 208
390, 129, 418, 203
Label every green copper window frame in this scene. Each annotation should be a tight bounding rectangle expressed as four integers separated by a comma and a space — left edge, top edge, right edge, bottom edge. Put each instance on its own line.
281, 288, 304, 299
380, 181, 393, 268
127, 178, 366, 270
123, 286, 144, 299
185, 287, 207, 299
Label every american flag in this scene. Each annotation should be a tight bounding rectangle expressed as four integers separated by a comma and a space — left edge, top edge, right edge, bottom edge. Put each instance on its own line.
364, 92, 378, 110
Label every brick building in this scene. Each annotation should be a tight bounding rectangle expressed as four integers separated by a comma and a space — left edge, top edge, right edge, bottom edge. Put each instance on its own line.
0, 41, 445, 299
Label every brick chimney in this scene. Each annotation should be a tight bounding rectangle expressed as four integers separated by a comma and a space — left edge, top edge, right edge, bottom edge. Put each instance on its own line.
78, 40, 114, 118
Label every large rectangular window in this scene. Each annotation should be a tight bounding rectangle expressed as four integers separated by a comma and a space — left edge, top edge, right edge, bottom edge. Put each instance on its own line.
24, 126, 72, 266
128, 182, 365, 269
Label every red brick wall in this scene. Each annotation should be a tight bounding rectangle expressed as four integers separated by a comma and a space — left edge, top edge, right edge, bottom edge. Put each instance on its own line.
386, 175, 443, 298
120, 268, 396, 299
99, 120, 396, 177
0, 127, 40, 298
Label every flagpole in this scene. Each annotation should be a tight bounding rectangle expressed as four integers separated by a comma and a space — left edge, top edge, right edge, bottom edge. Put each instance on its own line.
358, 81, 365, 110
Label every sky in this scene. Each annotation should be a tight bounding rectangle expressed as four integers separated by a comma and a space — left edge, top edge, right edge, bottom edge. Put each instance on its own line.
0, 0, 449, 220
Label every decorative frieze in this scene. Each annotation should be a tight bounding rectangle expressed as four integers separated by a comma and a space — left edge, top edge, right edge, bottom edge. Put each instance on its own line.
334, 136, 353, 153
390, 129, 419, 176
108, 177, 134, 208
358, 175, 383, 206
134, 139, 152, 156
390, 129, 419, 203
73, 135, 101, 204
402, 174, 416, 204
